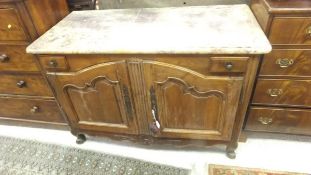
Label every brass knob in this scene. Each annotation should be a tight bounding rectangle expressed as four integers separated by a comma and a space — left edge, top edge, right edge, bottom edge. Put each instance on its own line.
7, 24, 12, 29
306, 26, 311, 37
267, 89, 282, 97
276, 58, 294, 68
224, 62, 233, 71
16, 80, 26, 88
0, 54, 9, 62
30, 106, 39, 113
49, 60, 58, 67
258, 117, 273, 125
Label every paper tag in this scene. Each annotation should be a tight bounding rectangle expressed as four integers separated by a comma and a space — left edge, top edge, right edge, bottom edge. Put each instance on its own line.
155, 121, 160, 128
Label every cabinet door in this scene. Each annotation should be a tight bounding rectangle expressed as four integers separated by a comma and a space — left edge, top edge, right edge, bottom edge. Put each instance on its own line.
144, 61, 243, 141
47, 61, 138, 134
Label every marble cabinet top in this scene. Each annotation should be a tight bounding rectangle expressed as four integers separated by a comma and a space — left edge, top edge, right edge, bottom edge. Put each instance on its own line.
27, 5, 271, 55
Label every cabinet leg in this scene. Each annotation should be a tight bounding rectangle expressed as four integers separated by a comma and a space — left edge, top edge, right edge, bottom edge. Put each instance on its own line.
76, 134, 86, 144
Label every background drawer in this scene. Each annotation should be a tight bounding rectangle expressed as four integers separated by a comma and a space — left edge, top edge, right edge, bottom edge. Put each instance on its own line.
0, 45, 39, 72
253, 79, 311, 107
0, 74, 53, 96
0, 7, 28, 41
245, 107, 311, 135
269, 17, 311, 45
260, 49, 311, 77
0, 97, 65, 123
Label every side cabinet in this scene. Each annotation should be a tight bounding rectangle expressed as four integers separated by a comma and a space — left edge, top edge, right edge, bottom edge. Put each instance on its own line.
39, 55, 255, 158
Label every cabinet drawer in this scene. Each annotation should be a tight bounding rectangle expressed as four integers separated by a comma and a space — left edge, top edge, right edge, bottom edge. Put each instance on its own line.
38, 56, 69, 72
0, 45, 39, 72
245, 107, 311, 135
252, 79, 311, 107
38, 55, 249, 74
0, 97, 65, 123
208, 57, 249, 73
269, 17, 311, 45
0, 74, 53, 96
260, 49, 311, 77
0, 7, 28, 41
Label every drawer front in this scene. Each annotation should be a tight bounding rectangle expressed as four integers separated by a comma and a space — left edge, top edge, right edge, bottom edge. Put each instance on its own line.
0, 7, 28, 41
253, 79, 311, 107
246, 107, 311, 135
0, 74, 53, 96
39, 56, 69, 72
39, 55, 249, 75
0, 97, 65, 123
208, 57, 249, 73
0, 45, 39, 72
260, 49, 311, 77
269, 17, 311, 45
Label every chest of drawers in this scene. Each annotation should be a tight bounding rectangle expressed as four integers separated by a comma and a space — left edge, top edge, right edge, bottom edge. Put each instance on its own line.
27, 5, 271, 158
246, 0, 311, 135
0, 0, 68, 128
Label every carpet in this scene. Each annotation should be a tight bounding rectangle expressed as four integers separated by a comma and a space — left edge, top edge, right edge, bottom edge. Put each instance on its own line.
209, 164, 307, 175
0, 136, 190, 175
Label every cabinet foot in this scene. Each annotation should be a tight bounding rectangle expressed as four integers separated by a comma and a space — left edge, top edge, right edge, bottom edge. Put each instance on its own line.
76, 134, 86, 144
226, 141, 237, 159
226, 150, 236, 159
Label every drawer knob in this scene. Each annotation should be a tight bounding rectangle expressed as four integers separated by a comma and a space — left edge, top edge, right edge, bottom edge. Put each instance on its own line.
258, 117, 273, 125
49, 60, 58, 67
267, 88, 282, 97
276, 58, 294, 68
224, 62, 233, 71
306, 26, 311, 37
16, 80, 26, 88
7, 24, 12, 29
0, 54, 9, 62
30, 106, 39, 113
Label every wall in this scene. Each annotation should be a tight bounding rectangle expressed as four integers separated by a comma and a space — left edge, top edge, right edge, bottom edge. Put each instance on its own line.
98, 0, 250, 9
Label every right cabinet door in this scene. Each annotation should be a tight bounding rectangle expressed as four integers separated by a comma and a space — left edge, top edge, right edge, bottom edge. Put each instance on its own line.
144, 60, 243, 141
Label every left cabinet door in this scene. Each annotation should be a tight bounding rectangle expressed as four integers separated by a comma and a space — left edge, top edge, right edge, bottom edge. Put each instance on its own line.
47, 61, 138, 134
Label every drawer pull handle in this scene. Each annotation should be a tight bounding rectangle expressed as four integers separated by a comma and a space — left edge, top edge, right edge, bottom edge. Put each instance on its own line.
30, 106, 39, 113
224, 62, 233, 71
258, 117, 273, 125
267, 89, 282, 97
16, 80, 26, 88
49, 60, 58, 67
276, 58, 294, 68
0, 54, 9, 62
7, 24, 12, 29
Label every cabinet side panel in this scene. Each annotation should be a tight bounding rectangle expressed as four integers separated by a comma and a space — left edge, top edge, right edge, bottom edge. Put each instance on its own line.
24, 0, 69, 35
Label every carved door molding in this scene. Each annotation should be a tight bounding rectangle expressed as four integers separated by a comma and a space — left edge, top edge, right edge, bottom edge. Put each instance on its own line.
47, 61, 138, 134
143, 60, 243, 141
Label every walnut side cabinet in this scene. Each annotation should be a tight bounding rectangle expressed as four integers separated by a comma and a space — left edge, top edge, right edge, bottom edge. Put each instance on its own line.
37, 54, 261, 159
27, 6, 271, 158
